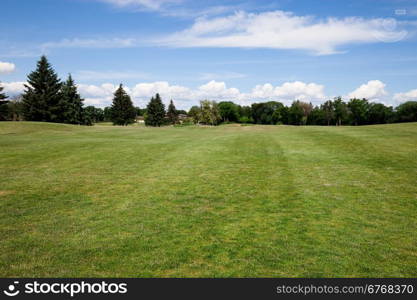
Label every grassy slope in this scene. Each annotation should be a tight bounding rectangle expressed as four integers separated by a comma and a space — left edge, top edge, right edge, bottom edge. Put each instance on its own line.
0, 122, 416, 277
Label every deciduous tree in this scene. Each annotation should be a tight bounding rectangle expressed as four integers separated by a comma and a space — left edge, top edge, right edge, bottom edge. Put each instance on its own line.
298, 101, 313, 125
188, 106, 201, 124
199, 100, 221, 125
368, 103, 393, 124
251, 101, 283, 124
333, 97, 348, 126
395, 101, 417, 122
288, 101, 305, 125
322, 100, 335, 126
218, 101, 239, 122
348, 98, 369, 125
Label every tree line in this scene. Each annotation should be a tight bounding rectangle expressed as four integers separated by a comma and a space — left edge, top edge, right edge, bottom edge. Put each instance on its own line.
0, 56, 186, 126
210, 98, 417, 126
0, 56, 416, 126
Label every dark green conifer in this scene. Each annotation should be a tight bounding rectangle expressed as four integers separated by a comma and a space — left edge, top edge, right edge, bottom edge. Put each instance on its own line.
167, 99, 179, 124
59, 74, 85, 124
0, 82, 7, 101
145, 93, 166, 127
0, 82, 9, 121
22, 56, 62, 122
110, 84, 136, 125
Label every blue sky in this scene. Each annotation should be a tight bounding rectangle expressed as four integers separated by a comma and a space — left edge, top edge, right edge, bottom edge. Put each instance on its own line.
1, 0, 417, 109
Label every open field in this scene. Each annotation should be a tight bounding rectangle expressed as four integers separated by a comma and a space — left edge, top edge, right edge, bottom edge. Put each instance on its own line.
0, 122, 416, 277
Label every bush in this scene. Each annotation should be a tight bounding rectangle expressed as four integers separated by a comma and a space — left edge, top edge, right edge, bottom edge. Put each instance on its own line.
238, 116, 252, 124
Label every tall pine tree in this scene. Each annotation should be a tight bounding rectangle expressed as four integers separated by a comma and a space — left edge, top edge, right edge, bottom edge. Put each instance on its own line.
59, 74, 85, 124
0, 82, 7, 101
167, 99, 179, 124
110, 84, 136, 125
0, 82, 9, 121
145, 93, 165, 127
22, 56, 62, 122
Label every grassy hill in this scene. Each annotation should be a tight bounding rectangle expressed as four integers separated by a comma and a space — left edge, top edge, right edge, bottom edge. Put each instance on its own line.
0, 121, 416, 277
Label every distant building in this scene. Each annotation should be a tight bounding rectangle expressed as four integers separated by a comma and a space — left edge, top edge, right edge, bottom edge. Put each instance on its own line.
136, 116, 145, 123
178, 114, 188, 122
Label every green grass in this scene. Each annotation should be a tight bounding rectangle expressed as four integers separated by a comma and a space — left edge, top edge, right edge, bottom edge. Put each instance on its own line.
0, 121, 416, 277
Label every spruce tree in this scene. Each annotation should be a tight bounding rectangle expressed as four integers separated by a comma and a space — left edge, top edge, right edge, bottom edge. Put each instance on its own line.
22, 56, 62, 122
59, 74, 85, 124
110, 84, 136, 125
0, 82, 7, 101
167, 99, 179, 124
145, 93, 166, 127
0, 82, 9, 121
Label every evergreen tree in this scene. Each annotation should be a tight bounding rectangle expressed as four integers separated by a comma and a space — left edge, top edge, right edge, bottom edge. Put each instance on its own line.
0, 82, 7, 101
0, 82, 9, 121
22, 56, 62, 122
145, 93, 166, 127
110, 84, 136, 125
59, 74, 85, 124
167, 99, 179, 124
83, 106, 96, 125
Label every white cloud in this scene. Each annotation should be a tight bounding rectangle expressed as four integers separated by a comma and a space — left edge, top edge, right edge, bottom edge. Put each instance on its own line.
162, 5, 238, 18
197, 80, 241, 99
41, 38, 136, 50
3, 79, 408, 109
84, 97, 111, 106
77, 83, 122, 107
393, 89, 417, 103
99, 0, 180, 11
0, 61, 16, 74
131, 81, 192, 108
156, 10, 409, 55
98, 0, 239, 18
1, 81, 25, 95
132, 81, 190, 98
275, 81, 325, 101
80, 80, 327, 108
348, 80, 387, 100
246, 81, 326, 104
37, 11, 411, 54
77, 83, 119, 98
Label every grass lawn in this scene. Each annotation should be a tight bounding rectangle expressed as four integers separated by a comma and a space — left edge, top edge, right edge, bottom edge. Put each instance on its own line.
0, 121, 416, 277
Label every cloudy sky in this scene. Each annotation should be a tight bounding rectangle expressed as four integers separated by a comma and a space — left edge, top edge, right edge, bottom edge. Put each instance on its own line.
1, 0, 417, 109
